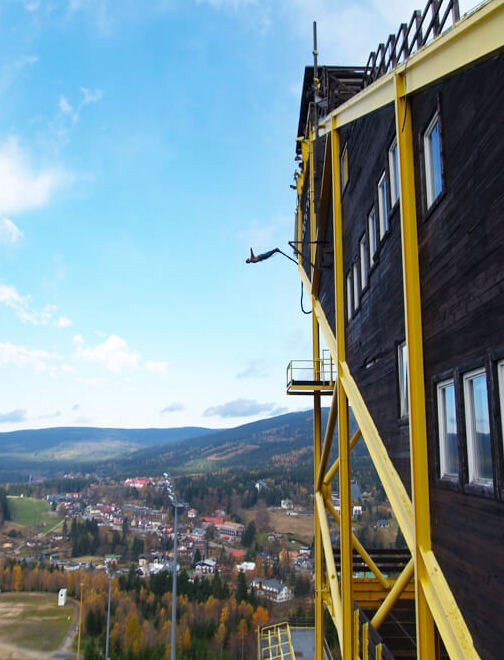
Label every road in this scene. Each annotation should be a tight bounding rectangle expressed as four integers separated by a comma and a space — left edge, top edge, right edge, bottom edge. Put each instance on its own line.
52, 597, 80, 660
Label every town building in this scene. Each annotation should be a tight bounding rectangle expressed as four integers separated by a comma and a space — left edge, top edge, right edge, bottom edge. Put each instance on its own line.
251, 578, 293, 604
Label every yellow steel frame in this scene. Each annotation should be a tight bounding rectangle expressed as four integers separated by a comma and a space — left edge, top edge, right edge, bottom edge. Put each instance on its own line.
257, 621, 295, 659
295, 5, 504, 658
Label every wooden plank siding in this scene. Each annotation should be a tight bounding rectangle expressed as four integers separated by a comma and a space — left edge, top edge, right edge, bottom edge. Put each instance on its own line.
412, 52, 504, 660
338, 105, 411, 493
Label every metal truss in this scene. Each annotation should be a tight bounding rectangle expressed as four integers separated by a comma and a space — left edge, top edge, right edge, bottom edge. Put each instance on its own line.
293, 4, 504, 657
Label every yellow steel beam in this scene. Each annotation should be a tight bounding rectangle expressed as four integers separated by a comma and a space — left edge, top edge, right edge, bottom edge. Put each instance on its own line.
394, 70, 435, 659
315, 383, 338, 492
353, 609, 360, 659
353, 578, 415, 609
315, 491, 343, 640
371, 558, 415, 630
363, 622, 369, 660
318, 0, 504, 135
323, 428, 362, 487
339, 360, 414, 552
325, 498, 390, 591
312, 134, 332, 297
313, 299, 337, 360
419, 548, 480, 660
331, 118, 354, 658
310, 130, 317, 283
313, 311, 324, 660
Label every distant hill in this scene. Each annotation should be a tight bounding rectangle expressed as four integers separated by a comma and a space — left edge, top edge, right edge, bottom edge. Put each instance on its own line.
0, 426, 215, 482
103, 408, 364, 476
0, 409, 366, 482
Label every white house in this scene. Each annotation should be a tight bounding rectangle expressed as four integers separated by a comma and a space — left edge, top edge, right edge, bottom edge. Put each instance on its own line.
251, 578, 293, 603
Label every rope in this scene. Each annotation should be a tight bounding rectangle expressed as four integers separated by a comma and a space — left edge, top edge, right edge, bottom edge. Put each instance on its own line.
301, 281, 312, 315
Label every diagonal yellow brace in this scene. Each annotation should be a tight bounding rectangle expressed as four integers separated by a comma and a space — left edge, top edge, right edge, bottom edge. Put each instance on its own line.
316, 383, 338, 492
339, 361, 414, 552
419, 549, 480, 660
315, 491, 343, 640
371, 558, 415, 630
323, 428, 362, 487
325, 497, 390, 590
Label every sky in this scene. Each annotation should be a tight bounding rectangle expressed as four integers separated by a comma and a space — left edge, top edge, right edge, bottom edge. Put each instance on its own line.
0, 0, 476, 432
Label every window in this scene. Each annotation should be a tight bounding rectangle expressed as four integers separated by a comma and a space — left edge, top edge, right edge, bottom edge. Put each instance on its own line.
368, 208, 378, 268
398, 341, 409, 417
346, 271, 352, 321
340, 144, 348, 191
463, 369, 492, 485
424, 112, 443, 208
498, 361, 504, 444
437, 380, 458, 478
388, 138, 400, 205
353, 262, 359, 311
377, 172, 389, 238
359, 234, 368, 290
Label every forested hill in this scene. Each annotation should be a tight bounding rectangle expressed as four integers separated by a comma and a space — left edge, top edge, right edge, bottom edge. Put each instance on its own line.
0, 426, 214, 455
103, 408, 363, 475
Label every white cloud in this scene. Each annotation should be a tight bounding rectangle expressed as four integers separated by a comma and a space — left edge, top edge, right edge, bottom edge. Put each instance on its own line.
74, 334, 141, 373
56, 316, 73, 327
0, 137, 67, 216
145, 360, 168, 375
0, 283, 71, 327
0, 409, 27, 423
203, 398, 287, 418
0, 341, 61, 372
81, 87, 103, 105
0, 218, 23, 245
161, 402, 185, 413
51, 87, 103, 146
59, 96, 73, 114
23, 0, 40, 10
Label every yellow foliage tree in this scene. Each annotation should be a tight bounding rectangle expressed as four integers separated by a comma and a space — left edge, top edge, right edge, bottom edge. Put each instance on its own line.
252, 606, 269, 628
13, 565, 23, 591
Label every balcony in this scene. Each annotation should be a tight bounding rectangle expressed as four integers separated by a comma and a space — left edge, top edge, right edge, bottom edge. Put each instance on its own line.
286, 351, 336, 395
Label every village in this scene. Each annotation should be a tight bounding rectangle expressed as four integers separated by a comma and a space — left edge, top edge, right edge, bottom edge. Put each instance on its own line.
0, 471, 397, 609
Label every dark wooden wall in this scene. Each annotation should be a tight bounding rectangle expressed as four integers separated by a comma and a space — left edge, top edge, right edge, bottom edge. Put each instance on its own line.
338, 104, 411, 493
412, 53, 504, 660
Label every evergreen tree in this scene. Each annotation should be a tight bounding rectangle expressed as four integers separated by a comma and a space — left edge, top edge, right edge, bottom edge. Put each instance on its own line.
236, 570, 248, 604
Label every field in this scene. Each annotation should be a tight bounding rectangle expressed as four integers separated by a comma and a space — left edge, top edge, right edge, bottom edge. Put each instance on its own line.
7, 497, 62, 534
243, 507, 314, 544
0, 592, 76, 659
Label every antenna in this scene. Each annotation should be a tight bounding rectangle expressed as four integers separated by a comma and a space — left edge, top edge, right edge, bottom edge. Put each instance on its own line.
313, 21, 319, 93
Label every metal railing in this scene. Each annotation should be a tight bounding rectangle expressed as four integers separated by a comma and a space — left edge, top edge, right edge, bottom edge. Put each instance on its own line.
287, 351, 336, 388
363, 0, 461, 86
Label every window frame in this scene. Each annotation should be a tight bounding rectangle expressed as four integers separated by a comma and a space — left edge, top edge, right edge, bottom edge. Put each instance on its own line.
397, 341, 409, 419
352, 261, 359, 312
498, 360, 504, 444
340, 144, 349, 192
437, 379, 459, 480
463, 368, 493, 487
359, 234, 368, 291
346, 271, 352, 321
377, 171, 389, 239
388, 138, 400, 206
424, 111, 443, 209
368, 208, 378, 270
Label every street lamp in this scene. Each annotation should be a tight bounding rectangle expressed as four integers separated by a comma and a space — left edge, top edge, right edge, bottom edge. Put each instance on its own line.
105, 562, 113, 660
171, 500, 185, 660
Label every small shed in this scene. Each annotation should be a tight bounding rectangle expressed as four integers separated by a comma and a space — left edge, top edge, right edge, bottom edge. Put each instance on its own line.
58, 588, 67, 606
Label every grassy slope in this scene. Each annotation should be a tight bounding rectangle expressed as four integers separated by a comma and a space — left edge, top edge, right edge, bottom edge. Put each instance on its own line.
0, 592, 75, 652
7, 496, 62, 532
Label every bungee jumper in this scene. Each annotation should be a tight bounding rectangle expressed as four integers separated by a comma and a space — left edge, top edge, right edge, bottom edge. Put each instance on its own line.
245, 247, 298, 265
245, 247, 280, 263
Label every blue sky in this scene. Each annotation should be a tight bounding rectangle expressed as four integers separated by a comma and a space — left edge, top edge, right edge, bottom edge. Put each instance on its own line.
0, 0, 474, 431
